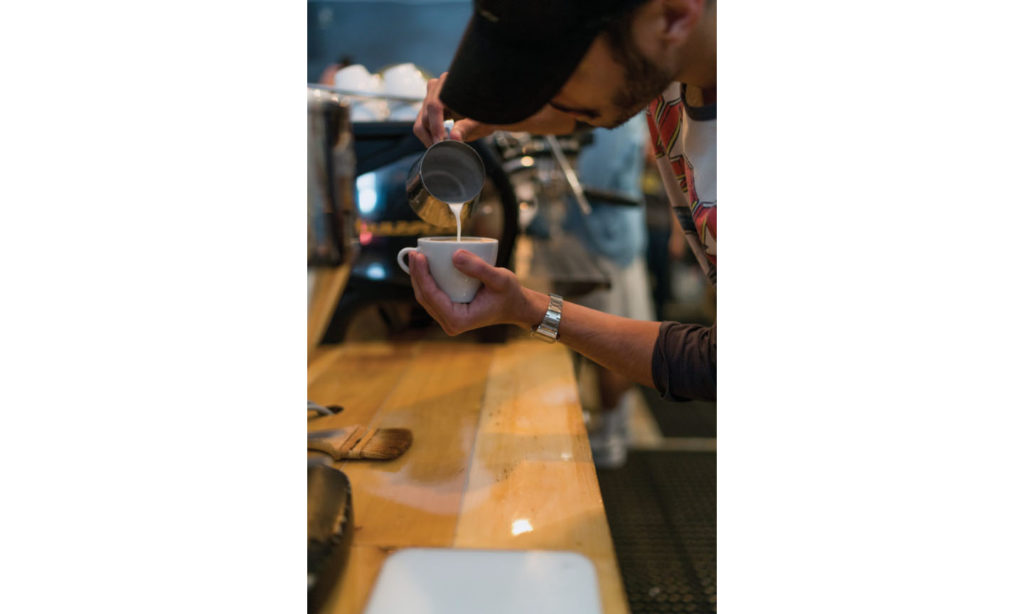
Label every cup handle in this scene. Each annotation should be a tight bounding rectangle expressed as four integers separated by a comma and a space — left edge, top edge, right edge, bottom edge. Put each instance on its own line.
397, 247, 417, 274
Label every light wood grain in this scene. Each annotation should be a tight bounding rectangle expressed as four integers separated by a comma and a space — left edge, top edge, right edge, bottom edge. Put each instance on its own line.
336, 342, 494, 548
308, 338, 626, 614
453, 340, 629, 614
308, 342, 418, 428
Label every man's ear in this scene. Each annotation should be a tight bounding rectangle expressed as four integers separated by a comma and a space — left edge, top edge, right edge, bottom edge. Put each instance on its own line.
658, 0, 705, 46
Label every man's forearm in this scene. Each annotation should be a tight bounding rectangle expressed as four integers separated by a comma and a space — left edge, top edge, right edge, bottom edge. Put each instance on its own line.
519, 288, 660, 388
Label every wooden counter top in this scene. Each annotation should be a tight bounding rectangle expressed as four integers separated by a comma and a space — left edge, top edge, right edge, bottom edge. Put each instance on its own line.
308, 338, 628, 614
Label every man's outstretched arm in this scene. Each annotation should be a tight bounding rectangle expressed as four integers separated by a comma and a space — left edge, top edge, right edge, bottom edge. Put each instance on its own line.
407, 249, 715, 400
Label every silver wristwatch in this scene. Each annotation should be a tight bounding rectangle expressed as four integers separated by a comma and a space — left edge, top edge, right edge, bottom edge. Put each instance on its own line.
530, 293, 563, 343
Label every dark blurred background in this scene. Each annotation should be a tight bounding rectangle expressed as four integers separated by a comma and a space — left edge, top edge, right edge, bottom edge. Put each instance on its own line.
308, 0, 472, 81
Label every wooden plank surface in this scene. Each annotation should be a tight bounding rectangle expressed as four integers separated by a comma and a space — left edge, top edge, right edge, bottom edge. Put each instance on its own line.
453, 341, 629, 614
336, 342, 495, 548
308, 338, 627, 614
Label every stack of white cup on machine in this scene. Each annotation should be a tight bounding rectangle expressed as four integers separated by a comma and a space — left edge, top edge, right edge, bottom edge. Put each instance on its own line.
332, 62, 428, 122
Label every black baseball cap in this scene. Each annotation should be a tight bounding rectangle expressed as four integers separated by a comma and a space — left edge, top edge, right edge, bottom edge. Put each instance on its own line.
440, 0, 647, 125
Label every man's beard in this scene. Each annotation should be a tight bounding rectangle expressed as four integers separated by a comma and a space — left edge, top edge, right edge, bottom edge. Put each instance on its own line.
602, 30, 676, 128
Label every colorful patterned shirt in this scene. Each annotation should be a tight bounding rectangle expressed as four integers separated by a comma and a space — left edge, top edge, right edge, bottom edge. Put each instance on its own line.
646, 82, 717, 285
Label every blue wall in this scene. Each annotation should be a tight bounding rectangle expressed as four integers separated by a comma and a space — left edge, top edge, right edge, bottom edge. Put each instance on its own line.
308, 1, 473, 82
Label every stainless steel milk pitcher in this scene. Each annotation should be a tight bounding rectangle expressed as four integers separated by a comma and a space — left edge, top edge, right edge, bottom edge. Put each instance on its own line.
406, 140, 486, 227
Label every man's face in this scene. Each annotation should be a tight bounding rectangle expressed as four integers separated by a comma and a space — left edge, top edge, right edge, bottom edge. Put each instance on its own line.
547, 29, 676, 129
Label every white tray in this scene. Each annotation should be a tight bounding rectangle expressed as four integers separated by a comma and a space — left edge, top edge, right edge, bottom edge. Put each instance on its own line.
362, 548, 602, 614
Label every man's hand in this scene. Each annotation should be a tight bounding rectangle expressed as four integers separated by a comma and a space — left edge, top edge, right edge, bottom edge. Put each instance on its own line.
413, 72, 498, 147
409, 244, 664, 392
407, 249, 545, 335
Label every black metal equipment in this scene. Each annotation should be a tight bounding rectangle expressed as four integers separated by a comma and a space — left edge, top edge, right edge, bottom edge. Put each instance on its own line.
307, 462, 354, 613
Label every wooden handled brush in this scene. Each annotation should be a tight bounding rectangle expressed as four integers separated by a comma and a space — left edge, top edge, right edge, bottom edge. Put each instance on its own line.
308, 425, 412, 461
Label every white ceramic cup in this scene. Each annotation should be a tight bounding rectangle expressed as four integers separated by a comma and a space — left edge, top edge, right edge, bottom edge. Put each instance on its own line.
397, 237, 498, 303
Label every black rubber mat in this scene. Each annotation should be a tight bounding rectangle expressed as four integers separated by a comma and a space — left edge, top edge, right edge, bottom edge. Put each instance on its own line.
640, 387, 717, 438
597, 451, 716, 613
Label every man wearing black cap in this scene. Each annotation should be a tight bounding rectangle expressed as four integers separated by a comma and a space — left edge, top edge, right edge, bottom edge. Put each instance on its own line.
409, 0, 717, 416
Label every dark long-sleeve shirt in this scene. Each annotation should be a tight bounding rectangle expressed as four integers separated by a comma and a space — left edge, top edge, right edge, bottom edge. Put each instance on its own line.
651, 321, 717, 401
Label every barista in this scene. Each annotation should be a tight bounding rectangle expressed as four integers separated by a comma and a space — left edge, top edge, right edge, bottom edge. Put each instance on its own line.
410, 0, 717, 403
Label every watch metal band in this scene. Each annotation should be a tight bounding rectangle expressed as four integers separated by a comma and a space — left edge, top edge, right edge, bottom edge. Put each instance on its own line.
531, 293, 563, 343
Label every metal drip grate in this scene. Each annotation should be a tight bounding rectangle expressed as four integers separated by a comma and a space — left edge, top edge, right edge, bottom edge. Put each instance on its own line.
597, 451, 716, 614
